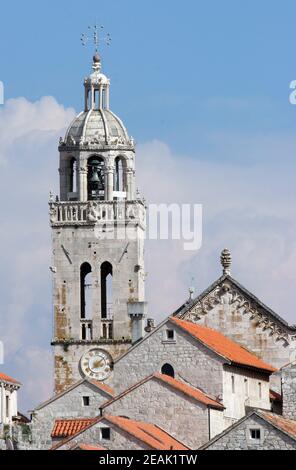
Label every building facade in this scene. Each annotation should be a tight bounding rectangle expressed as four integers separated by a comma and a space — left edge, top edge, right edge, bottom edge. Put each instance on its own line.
50, 53, 147, 394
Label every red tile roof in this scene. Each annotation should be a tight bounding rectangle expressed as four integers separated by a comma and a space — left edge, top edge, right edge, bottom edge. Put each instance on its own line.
69, 443, 106, 451
89, 379, 115, 396
170, 317, 277, 373
105, 415, 188, 450
101, 373, 223, 410
0, 372, 21, 385
270, 389, 282, 402
51, 418, 97, 438
153, 373, 224, 409
260, 411, 296, 439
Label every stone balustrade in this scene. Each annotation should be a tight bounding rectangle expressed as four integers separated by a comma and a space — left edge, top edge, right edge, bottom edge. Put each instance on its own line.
49, 200, 146, 226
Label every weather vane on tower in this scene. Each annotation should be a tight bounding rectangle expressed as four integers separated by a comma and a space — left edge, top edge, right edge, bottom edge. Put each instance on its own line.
81, 24, 111, 55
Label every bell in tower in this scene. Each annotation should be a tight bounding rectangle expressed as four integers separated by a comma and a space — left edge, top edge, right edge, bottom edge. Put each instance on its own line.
87, 157, 105, 200
49, 48, 146, 394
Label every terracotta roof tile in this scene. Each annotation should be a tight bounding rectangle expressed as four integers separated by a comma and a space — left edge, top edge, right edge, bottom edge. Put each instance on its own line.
153, 373, 224, 409
70, 443, 106, 450
105, 415, 188, 450
51, 418, 97, 438
270, 389, 282, 402
260, 411, 296, 439
89, 379, 115, 396
101, 373, 223, 410
170, 317, 277, 373
0, 372, 21, 385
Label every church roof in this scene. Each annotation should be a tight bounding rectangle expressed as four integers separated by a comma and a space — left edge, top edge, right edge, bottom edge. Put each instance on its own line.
51, 414, 189, 450
173, 274, 296, 331
88, 379, 115, 397
170, 317, 277, 374
104, 415, 189, 450
101, 373, 224, 410
52, 418, 97, 438
68, 442, 106, 451
0, 372, 21, 386
259, 411, 296, 439
64, 109, 129, 147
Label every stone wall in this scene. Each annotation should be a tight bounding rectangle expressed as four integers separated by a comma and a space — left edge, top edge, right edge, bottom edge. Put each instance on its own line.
181, 278, 296, 372
113, 321, 225, 400
282, 362, 296, 420
205, 414, 296, 450
54, 342, 129, 395
223, 365, 270, 421
29, 381, 111, 450
113, 320, 272, 427
102, 376, 223, 449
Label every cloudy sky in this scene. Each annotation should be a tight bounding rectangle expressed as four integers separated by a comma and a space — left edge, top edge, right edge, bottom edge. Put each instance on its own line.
1, 0, 296, 411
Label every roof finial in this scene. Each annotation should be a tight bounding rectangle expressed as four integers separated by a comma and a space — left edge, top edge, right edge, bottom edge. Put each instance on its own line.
220, 248, 232, 275
188, 276, 195, 300
81, 24, 111, 65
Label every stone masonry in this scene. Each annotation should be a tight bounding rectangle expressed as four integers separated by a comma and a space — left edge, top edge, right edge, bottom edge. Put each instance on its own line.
101, 375, 224, 449
29, 380, 113, 450
203, 413, 296, 450
282, 361, 296, 421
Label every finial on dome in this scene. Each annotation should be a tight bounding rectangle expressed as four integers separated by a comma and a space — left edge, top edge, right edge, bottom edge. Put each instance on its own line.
92, 53, 101, 73
220, 248, 232, 275
81, 24, 111, 63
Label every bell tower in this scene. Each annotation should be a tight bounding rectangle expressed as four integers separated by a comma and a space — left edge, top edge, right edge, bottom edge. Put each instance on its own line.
49, 52, 146, 394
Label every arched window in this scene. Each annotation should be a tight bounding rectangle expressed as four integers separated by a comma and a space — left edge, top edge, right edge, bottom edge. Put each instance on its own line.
114, 156, 126, 195
161, 363, 175, 378
80, 262, 92, 319
87, 156, 105, 200
100, 261, 113, 319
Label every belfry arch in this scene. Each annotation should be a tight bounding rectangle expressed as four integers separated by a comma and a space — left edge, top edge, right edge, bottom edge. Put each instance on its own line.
80, 262, 92, 319
87, 156, 105, 200
100, 261, 113, 319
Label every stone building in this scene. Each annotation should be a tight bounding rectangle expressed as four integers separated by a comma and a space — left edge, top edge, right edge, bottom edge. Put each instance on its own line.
201, 410, 296, 450
50, 52, 147, 395
281, 361, 296, 421
174, 249, 296, 374
29, 378, 114, 449
112, 316, 275, 429
51, 415, 188, 451
0, 372, 20, 426
100, 372, 225, 449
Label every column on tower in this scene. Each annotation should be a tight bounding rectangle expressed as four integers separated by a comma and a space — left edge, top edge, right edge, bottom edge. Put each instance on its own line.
78, 163, 88, 202
126, 168, 135, 200
105, 162, 114, 201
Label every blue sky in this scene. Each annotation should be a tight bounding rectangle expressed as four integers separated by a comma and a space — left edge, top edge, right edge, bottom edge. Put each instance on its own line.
2, 0, 296, 151
1, 1, 296, 411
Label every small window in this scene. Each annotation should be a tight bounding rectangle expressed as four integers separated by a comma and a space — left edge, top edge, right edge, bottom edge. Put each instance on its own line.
101, 427, 111, 440
244, 378, 248, 396
258, 382, 262, 399
82, 396, 90, 406
250, 428, 261, 440
166, 329, 175, 341
231, 375, 235, 393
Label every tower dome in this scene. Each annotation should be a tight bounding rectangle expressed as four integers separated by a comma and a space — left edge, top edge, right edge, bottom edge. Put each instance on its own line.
61, 54, 132, 149
64, 109, 129, 146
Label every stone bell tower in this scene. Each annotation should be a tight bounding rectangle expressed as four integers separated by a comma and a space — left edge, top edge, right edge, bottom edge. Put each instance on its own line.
49, 53, 146, 394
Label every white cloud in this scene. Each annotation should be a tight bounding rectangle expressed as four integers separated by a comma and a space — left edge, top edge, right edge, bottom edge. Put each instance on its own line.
0, 97, 75, 412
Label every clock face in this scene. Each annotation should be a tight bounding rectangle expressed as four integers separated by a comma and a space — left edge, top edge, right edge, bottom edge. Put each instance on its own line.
80, 348, 112, 381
